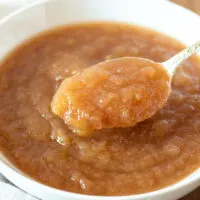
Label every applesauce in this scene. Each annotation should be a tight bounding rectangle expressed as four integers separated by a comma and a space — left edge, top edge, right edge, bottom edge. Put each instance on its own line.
0, 23, 200, 196
51, 57, 171, 136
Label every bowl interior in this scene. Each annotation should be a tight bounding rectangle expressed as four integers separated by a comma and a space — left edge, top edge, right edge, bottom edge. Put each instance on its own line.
0, 0, 200, 199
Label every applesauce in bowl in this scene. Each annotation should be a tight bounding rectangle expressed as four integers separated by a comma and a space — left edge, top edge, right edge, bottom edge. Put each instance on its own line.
0, 22, 200, 196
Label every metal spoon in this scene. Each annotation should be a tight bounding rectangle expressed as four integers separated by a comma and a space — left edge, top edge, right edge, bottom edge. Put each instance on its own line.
162, 40, 200, 77
51, 40, 200, 136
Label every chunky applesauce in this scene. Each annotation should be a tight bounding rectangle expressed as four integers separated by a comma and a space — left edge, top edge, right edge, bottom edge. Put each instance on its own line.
0, 23, 200, 196
51, 57, 171, 136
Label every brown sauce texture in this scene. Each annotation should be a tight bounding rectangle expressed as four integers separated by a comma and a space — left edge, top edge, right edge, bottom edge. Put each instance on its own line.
0, 23, 200, 196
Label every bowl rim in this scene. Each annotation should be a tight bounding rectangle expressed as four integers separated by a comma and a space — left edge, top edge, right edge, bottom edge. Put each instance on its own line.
0, 0, 200, 199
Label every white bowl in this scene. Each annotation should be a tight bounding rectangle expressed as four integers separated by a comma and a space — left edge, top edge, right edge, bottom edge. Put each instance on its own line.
0, 0, 200, 199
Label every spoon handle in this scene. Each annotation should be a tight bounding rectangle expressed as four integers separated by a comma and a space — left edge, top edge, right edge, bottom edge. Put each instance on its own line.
162, 40, 200, 76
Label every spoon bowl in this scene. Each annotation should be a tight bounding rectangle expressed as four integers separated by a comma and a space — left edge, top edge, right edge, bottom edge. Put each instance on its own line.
51, 57, 171, 136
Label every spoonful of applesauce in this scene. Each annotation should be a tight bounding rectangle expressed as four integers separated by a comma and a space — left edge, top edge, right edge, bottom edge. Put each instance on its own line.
51, 40, 200, 136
